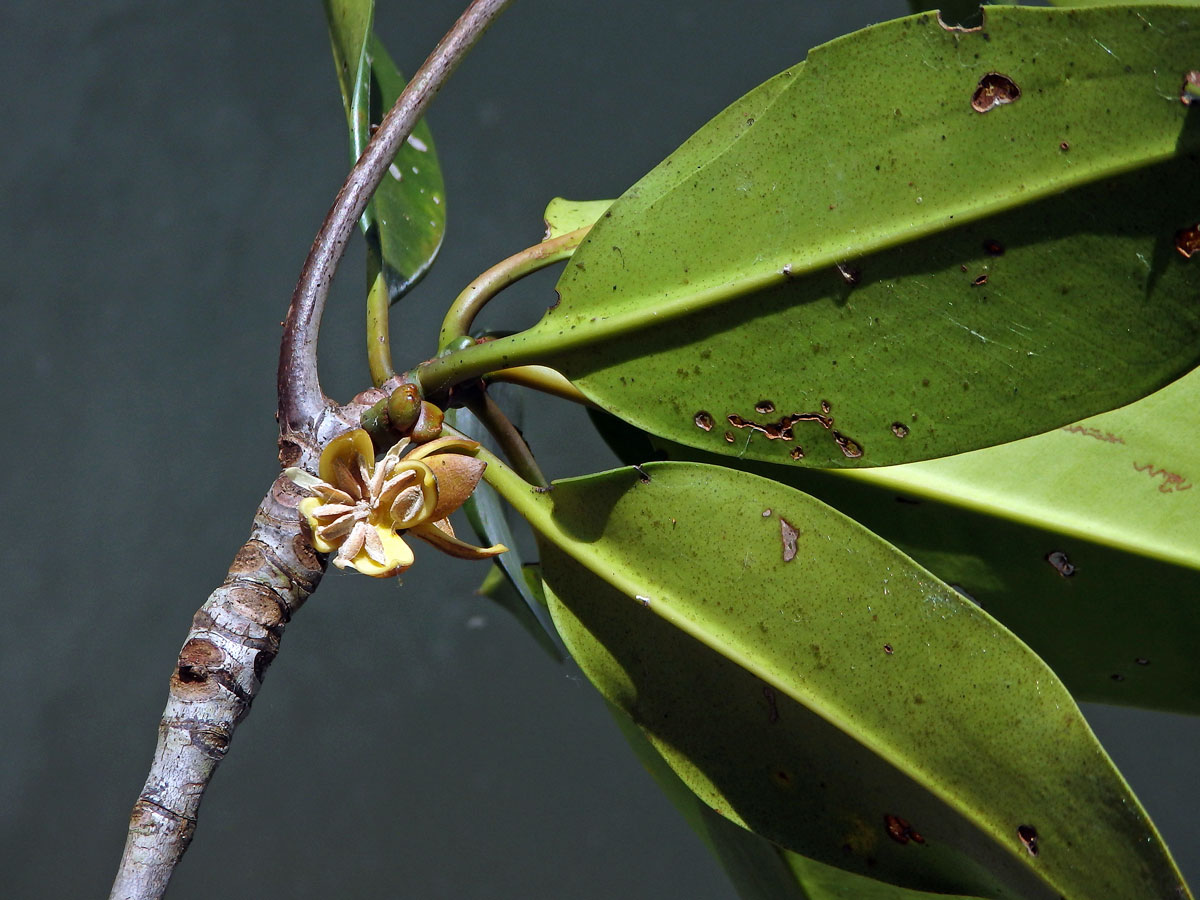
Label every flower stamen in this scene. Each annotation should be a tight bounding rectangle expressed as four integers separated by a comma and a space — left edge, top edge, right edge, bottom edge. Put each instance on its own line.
284, 428, 506, 577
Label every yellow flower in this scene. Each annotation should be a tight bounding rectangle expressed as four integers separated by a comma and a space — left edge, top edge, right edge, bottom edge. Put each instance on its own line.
284, 429, 506, 577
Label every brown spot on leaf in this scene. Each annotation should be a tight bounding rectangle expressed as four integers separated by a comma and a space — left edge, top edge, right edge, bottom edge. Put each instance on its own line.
1046, 550, 1076, 577
972, 72, 1020, 113
727, 403, 861, 459
694, 411, 714, 431
972, 273, 989, 286
883, 643, 894, 655
780, 517, 800, 562
724, 431, 735, 443
1175, 224, 1200, 259
755, 400, 776, 414
983, 239, 1004, 256
885, 815, 925, 845
835, 432, 864, 459
937, 12, 982, 33
1017, 824, 1039, 856
1059, 140, 1070, 152
891, 423, 909, 439
1135, 657, 1150, 666
634, 465, 651, 484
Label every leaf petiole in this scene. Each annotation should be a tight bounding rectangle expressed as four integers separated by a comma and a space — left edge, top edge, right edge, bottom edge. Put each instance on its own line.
437, 224, 591, 352
485, 365, 591, 405
366, 241, 394, 387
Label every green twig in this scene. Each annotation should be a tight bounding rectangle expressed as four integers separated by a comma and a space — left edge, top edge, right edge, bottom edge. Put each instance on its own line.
463, 385, 549, 488
366, 240, 394, 387
438, 225, 591, 352
477, 445, 550, 521
485, 365, 592, 406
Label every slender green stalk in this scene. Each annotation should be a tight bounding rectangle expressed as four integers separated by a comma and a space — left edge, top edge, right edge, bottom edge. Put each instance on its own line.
463, 387, 548, 488
479, 445, 550, 523
366, 242, 394, 387
416, 269, 769, 397
486, 365, 592, 405
438, 225, 590, 351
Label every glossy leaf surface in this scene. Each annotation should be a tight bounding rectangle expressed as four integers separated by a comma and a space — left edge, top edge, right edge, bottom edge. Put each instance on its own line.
506, 6, 1200, 467
613, 367, 1200, 713
516, 462, 1189, 898
611, 703, 992, 900
542, 197, 613, 240
323, 0, 372, 158
1049, 0, 1200, 6
367, 34, 445, 299
830, 364, 1200, 712
324, 0, 446, 299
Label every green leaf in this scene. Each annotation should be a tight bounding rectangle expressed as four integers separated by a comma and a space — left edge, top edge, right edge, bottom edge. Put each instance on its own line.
494, 6, 1200, 467
447, 408, 562, 660
625, 367, 1200, 713
542, 197, 614, 240
367, 34, 446, 299
505, 461, 1190, 899
323, 0, 373, 160
1048, 0, 1200, 6
475, 562, 562, 661
323, 0, 446, 300
610, 701, 993, 900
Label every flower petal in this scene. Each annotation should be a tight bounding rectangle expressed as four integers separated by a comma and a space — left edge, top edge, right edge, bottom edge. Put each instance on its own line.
310, 503, 356, 518
299, 497, 339, 553
389, 485, 427, 526
382, 438, 412, 463
347, 527, 415, 577
336, 521, 368, 565
425, 455, 487, 521
316, 511, 361, 541
311, 484, 356, 506
284, 467, 325, 492
404, 436, 480, 460
376, 467, 418, 511
362, 525, 389, 564
410, 522, 507, 560
387, 463, 438, 527
369, 453, 396, 498
318, 429, 376, 487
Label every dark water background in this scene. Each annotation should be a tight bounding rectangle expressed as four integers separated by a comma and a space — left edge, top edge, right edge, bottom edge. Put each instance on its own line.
2, 1, 1196, 896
